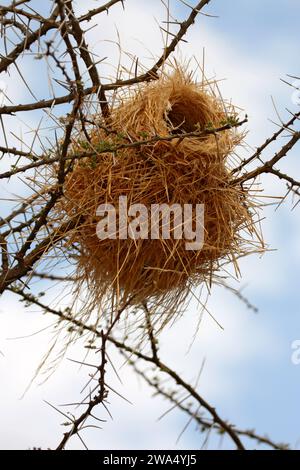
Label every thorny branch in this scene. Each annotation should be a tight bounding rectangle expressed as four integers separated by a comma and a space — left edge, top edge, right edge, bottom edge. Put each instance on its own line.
126, 359, 289, 450
9, 285, 286, 450
0, 118, 248, 180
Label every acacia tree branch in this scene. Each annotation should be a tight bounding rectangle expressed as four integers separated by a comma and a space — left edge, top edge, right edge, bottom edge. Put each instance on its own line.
0, 192, 43, 228
0, 118, 247, 180
7, 283, 133, 450
0, 5, 60, 74
0, 234, 9, 274
64, 0, 110, 119
232, 110, 300, 174
55, 331, 108, 450
267, 167, 300, 188
0, 215, 83, 294
127, 359, 289, 450
9, 285, 243, 450
1, 0, 87, 284
78, 0, 125, 22
234, 131, 300, 184
0, 0, 211, 115
8, 285, 291, 450
0, 3, 45, 22
109, 337, 245, 449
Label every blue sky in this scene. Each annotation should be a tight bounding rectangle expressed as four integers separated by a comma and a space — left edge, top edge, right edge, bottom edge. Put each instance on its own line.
0, 0, 299, 450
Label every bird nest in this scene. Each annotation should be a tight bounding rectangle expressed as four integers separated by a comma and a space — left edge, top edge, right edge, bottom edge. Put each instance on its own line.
54, 68, 263, 322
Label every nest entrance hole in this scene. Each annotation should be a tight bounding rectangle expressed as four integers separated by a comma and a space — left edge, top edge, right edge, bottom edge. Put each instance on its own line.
166, 88, 214, 133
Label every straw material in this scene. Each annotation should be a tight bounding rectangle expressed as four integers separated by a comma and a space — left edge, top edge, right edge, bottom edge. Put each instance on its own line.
58, 68, 262, 319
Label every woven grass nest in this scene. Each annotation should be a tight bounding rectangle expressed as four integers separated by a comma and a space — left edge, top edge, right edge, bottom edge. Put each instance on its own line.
59, 68, 262, 318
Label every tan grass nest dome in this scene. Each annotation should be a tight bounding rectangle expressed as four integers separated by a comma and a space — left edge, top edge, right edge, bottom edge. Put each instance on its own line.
60, 69, 262, 313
